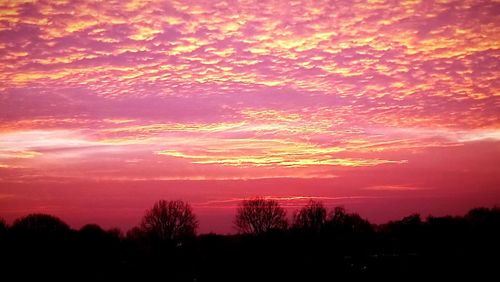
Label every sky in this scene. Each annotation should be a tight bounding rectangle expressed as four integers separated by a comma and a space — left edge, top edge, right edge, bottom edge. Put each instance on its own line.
0, 0, 499, 234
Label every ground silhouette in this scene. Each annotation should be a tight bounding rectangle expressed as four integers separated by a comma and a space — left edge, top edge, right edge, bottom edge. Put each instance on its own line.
1, 200, 499, 281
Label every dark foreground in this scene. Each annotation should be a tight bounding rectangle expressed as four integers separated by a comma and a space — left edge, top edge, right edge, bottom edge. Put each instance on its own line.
1, 207, 499, 281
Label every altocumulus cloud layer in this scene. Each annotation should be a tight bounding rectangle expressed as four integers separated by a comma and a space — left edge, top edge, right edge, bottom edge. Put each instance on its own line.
0, 1, 499, 230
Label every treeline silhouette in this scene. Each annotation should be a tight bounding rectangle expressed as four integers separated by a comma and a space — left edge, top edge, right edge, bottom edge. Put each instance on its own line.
1, 198, 499, 281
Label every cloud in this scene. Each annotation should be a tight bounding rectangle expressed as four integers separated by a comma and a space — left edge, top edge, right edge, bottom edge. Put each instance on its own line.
363, 184, 425, 191
0, 0, 498, 182
196, 195, 382, 208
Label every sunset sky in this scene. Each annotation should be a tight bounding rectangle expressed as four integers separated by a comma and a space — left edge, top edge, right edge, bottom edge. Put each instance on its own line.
0, 0, 499, 233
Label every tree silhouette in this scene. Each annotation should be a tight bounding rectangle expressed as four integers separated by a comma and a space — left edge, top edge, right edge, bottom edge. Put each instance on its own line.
2, 204, 500, 279
234, 197, 288, 235
80, 223, 106, 235
11, 213, 70, 237
325, 207, 373, 237
293, 200, 327, 232
0, 217, 7, 237
79, 224, 121, 243
140, 200, 198, 241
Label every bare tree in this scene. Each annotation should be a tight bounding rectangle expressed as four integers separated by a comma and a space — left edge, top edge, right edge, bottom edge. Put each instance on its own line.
235, 197, 288, 235
293, 200, 327, 231
140, 200, 198, 241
